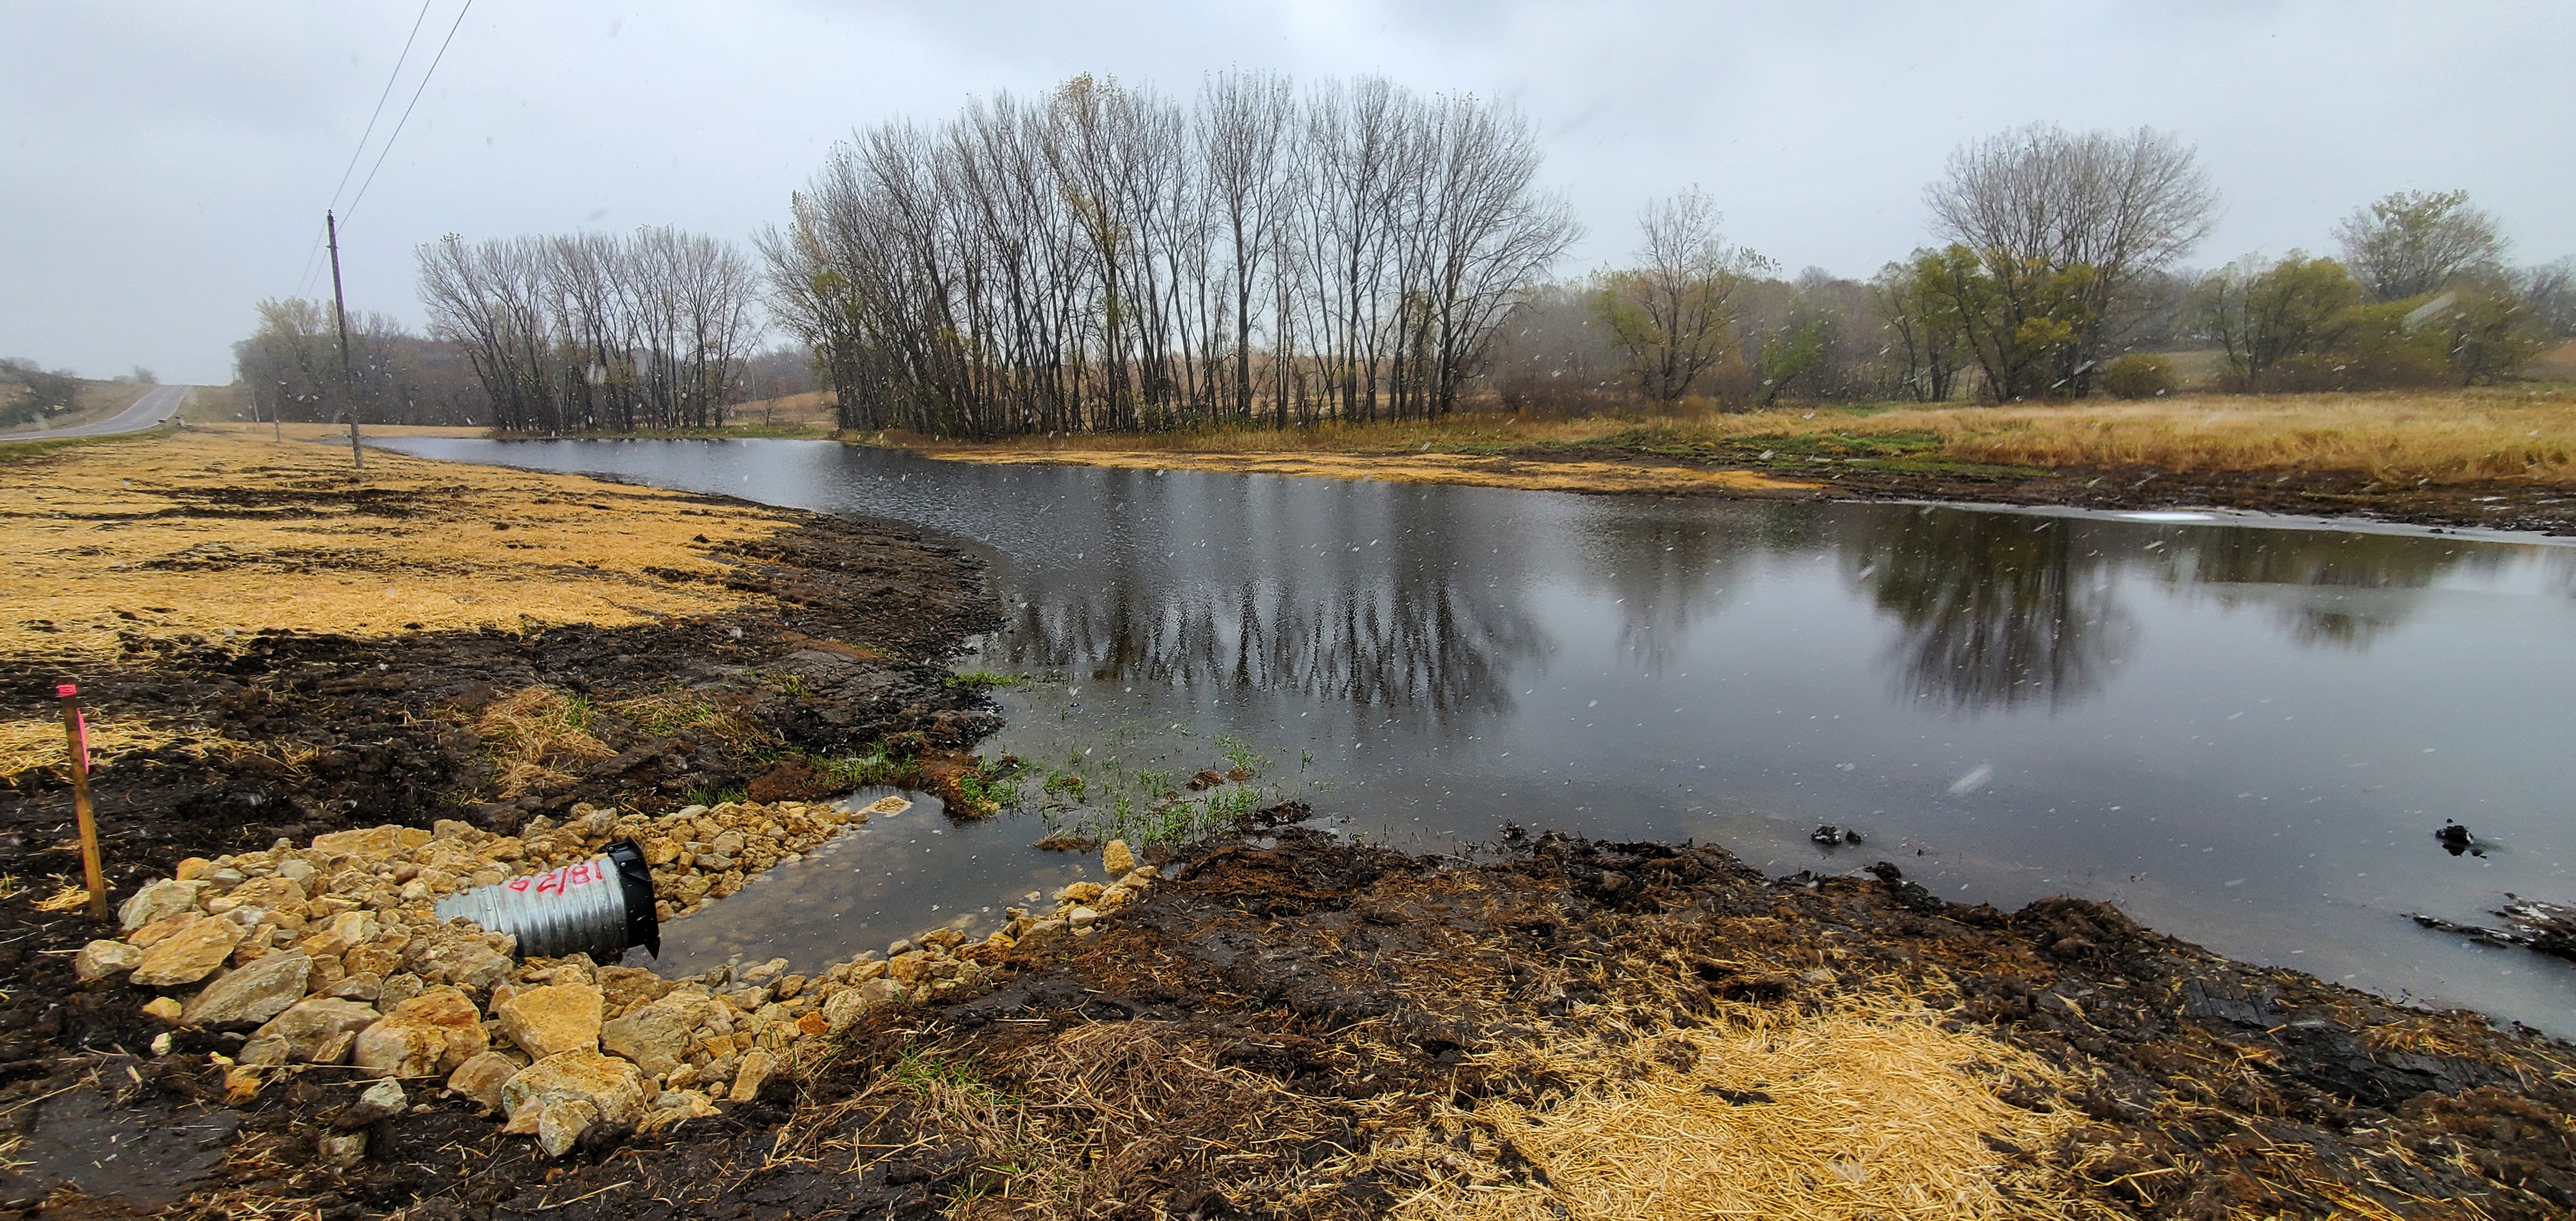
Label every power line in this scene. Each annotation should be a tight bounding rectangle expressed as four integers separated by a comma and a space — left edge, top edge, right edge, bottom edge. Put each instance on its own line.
297, 0, 437, 300
342, 0, 473, 227
328, 0, 437, 213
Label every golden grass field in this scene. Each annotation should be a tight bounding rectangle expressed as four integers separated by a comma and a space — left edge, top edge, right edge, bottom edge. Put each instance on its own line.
908, 386, 2576, 491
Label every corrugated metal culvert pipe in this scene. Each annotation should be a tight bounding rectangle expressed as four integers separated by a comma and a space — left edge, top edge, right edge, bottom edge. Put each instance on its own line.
435, 838, 660, 961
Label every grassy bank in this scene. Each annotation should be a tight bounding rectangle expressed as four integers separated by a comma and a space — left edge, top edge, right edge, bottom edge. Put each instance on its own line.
912, 387, 2576, 484
904, 387, 2576, 530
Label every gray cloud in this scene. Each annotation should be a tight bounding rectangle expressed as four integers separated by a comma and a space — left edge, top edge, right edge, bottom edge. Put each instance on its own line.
4, 0, 2567, 383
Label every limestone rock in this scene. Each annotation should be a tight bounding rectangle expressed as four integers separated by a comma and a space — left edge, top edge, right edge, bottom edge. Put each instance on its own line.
128, 910, 209, 949
182, 952, 312, 1028
728, 1048, 775, 1102
1055, 882, 1105, 904
405, 927, 513, 992
639, 1089, 720, 1135
536, 1099, 602, 1158
822, 977, 906, 1035
75, 939, 143, 982
336, 1079, 408, 1128
497, 984, 604, 1060
1102, 839, 1136, 876
447, 1051, 519, 1110
601, 991, 706, 1078
596, 966, 677, 1015
131, 917, 245, 987
318, 1131, 368, 1169
1066, 905, 1101, 930
354, 989, 488, 1078
311, 825, 428, 861
500, 1050, 646, 1130
118, 880, 205, 932
252, 997, 381, 1064
141, 997, 185, 1023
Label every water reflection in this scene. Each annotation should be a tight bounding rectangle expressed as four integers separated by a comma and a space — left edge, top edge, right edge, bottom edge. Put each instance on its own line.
1846, 509, 2134, 714
997, 474, 1549, 719
372, 437, 2576, 1034
2149, 528, 2501, 649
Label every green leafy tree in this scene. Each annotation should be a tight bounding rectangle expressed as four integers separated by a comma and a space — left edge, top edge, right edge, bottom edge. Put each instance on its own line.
1904, 245, 2096, 402
2197, 252, 2362, 387
1869, 262, 1966, 402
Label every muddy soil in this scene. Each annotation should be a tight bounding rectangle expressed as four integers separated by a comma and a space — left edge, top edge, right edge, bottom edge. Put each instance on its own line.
1561, 439, 2576, 535
14, 828, 2565, 1218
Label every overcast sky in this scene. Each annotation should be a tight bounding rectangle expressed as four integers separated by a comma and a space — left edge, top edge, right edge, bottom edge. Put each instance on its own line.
6, 0, 2570, 384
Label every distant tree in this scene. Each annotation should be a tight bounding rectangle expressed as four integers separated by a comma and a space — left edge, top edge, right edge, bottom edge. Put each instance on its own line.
1592, 187, 1772, 407
1902, 245, 2096, 401
1925, 123, 2216, 390
2196, 252, 2362, 386
2334, 190, 2506, 304
128, 366, 158, 385
1869, 262, 1965, 402
1, 358, 80, 427
2514, 257, 2576, 339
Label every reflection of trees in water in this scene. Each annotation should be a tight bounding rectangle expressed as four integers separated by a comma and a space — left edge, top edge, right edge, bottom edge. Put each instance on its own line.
994, 476, 1548, 718
1569, 504, 1808, 673
1846, 508, 2134, 714
1001, 576, 1545, 714
2146, 529, 2500, 649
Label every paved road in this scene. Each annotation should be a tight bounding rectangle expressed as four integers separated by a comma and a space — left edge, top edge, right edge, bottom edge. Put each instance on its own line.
14, 384, 190, 439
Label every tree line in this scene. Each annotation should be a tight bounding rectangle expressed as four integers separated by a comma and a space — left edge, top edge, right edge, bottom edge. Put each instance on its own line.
414, 227, 762, 433
760, 71, 1579, 436
1514, 127, 2571, 413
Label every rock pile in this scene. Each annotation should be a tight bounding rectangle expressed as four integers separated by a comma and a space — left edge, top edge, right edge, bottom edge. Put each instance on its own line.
72, 800, 1156, 1160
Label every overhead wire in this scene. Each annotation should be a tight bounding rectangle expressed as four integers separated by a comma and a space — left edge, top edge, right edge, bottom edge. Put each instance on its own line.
341, 0, 474, 227
297, 0, 437, 299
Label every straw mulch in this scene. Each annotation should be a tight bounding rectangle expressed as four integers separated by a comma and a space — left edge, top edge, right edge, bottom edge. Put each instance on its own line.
1340, 996, 2084, 1220
0, 713, 233, 784
1, 429, 790, 662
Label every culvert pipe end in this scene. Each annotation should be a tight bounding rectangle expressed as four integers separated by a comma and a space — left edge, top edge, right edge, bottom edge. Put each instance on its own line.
435, 837, 661, 962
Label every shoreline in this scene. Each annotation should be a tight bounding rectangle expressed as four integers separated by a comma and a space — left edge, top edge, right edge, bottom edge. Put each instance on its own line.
3, 430, 2571, 1216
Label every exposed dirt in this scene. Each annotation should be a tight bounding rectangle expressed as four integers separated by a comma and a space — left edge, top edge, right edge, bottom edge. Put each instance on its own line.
13, 829, 2567, 1218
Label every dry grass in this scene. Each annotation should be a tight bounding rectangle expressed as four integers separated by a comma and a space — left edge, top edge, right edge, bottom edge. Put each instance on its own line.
0, 428, 798, 661
1339, 994, 2084, 1221
911, 387, 2576, 490
474, 686, 617, 799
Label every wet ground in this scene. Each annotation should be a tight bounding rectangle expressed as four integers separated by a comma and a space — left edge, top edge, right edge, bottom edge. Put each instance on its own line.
378, 438, 2576, 1033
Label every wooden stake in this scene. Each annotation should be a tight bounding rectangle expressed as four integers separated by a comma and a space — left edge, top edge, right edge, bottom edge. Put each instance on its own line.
57, 684, 107, 920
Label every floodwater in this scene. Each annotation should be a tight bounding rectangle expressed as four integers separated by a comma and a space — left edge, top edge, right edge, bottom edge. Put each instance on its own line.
381, 437, 2576, 1031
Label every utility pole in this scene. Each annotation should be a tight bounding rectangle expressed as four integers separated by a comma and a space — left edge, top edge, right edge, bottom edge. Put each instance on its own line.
326, 210, 364, 470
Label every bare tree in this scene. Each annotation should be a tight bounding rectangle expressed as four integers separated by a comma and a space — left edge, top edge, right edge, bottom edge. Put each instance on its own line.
2334, 189, 2507, 303
1593, 187, 1768, 406
1926, 123, 2218, 390
763, 70, 1572, 438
